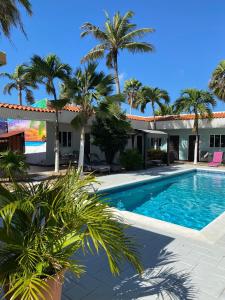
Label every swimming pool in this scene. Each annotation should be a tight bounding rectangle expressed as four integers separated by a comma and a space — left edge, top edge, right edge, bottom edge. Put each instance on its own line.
103, 170, 225, 230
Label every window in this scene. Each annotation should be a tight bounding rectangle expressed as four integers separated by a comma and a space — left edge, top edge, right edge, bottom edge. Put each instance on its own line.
59, 131, 72, 147
215, 135, 220, 147
210, 135, 214, 147
150, 137, 162, 149
221, 135, 225, 147
209, 135, 225, 148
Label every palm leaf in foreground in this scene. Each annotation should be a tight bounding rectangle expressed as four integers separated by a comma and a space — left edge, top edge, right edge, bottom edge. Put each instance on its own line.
0, 168, 142, 299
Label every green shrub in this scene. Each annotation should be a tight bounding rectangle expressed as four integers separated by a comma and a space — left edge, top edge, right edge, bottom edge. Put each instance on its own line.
0, 150, 28, 180
120, 149, 143, 170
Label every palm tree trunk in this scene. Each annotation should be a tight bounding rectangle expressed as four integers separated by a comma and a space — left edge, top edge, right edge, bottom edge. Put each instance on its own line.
113, 54, 120, 94
152, 102, 156, 130
18, 85, 22, 105
129, 95, 133, 115
54, 108, 60, 173
194, 118, 199, 165
78, 126, 85, 173
52, 88, 60, 173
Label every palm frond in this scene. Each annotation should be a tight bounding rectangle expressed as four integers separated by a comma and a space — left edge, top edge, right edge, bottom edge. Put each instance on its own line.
123, 41, 155, 53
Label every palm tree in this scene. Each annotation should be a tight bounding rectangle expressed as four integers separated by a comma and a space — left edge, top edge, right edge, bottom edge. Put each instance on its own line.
124, 78, 142, 114
27, 54, 71, 173
137, 86, 170, 129
0, 0, 32, 38
209, 60, 225, 101
155, 104, 177, 116
0, 65, 37, 105
61, 62, 121, 172
175, 89, 216, 164
81, 11, 154, 93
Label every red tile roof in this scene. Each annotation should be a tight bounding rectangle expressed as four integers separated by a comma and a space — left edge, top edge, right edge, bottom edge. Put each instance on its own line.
0, 130, 24, 138
1, 103, 225, 122
126, 112, 225, 122
0, 103, 80, 113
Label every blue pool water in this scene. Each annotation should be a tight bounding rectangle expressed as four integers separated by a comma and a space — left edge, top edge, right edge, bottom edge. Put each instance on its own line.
25, 141, 46, 146
103, 170, 225, 230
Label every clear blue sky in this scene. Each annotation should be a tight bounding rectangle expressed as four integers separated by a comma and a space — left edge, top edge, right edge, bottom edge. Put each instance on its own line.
1, 0, 225, 116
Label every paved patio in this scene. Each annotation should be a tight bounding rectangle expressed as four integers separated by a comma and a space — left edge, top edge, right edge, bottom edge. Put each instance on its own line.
62, 164, 225, 299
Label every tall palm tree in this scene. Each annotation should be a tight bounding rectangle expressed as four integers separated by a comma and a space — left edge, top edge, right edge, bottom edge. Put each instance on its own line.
137, 86, 170, 129
209, 60, 225, 101
124, 78, 142, 114
0, 0, 32, 38
27, 54, 71, 173
155, 104, 177, 116
0, 65, 37, 105
81, 11, 154, 93
61, 62, 121, 172
175, 89, 216, 164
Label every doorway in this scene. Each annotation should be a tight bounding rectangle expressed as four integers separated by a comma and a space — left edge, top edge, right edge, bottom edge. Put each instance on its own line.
169, 135, 179, 160
137, 135, 143, 155
188, 135, 199, 161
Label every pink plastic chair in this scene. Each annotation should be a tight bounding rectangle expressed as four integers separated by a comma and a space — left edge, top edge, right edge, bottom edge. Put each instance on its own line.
208, 151, 223, 167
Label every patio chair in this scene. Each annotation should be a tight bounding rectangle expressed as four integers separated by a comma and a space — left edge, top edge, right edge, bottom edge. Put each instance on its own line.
208, 151, 223, 167
84, 153, 110, 173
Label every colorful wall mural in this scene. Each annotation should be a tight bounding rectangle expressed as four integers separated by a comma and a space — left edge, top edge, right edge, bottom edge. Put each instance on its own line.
7, 99, 47, 142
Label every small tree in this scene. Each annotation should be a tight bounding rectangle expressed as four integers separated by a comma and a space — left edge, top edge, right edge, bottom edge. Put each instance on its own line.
27, 54, 71, 173
175, 89, 216, 164
124, 78, 142, 114
81, 11, 154, 93
0, 65, 37, 105
155, 104, 177, 116
61, 62, 121, 172
209, 60, 225, 101
136, 86, 170, 129
92, 115, 131, 164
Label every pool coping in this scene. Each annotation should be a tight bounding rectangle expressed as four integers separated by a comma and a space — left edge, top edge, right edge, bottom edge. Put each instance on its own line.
98, 167, 225, 244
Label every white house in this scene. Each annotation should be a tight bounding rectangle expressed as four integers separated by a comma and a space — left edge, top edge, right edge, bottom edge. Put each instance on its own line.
0, 102, 225, 165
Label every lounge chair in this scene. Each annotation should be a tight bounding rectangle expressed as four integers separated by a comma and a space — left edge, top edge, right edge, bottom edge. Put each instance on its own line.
208, 151, 223, 167
84, 153, 110, 173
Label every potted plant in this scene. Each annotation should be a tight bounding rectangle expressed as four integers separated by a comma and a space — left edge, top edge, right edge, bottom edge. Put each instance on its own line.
0, 168, 142, 299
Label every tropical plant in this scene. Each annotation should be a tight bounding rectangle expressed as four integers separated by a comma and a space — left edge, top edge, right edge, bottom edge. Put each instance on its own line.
209, 60, 225, 101
120, 149, 143, 170
0, 0, 32, 38
155, 104, 177, 116
124, 78, 142, 114
0, 168, 142, 300
26, 54, 72, 173
81, 11, 154, 93
136, 86, 170, 129
91, 114, 131, 164
61, 62, 122, 172
175, 89, 216, 164
0, 65, 37, 105
0, 150, 28, 180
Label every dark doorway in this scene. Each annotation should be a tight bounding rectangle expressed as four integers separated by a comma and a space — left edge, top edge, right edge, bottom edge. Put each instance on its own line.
84, 133, 90, 156
188, 135, 199, 161
137, 135, 143, 155
169, 135, 179, 160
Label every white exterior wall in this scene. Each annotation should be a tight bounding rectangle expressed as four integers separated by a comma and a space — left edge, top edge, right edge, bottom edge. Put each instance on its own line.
46, 122, 81, 165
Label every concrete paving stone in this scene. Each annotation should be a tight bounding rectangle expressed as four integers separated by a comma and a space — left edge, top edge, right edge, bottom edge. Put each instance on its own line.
63, 285, 89, 300
191, 274, 225, 298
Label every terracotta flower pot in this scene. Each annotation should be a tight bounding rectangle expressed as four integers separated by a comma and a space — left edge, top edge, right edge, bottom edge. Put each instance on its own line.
41, 272, 64, 300
4, 272, 65, 300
